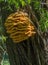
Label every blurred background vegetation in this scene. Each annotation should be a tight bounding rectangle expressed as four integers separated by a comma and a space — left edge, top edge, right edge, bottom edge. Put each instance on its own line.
0, 0, 48, 65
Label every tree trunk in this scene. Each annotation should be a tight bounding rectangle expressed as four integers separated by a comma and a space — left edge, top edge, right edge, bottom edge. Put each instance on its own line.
6, 32, 46, 65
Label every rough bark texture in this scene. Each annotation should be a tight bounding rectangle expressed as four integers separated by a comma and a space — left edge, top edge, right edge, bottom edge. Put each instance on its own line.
6, 32, 46, 65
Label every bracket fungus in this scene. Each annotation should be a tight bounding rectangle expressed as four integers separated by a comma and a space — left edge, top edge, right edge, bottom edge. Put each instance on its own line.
4, 11, 36, 43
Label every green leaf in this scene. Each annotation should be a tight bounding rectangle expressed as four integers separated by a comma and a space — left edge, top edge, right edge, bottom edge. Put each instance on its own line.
2, 35, 7, 42
8, 0, 12, 4
45, 20, 48, 28
1, 60, 10, 65
21, 0, 26, 6
34, 1, 40, 10
15, 2, 19, 9
27, 0, 31, 4
20, 0, 26, 7
12, 0, 19, 9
